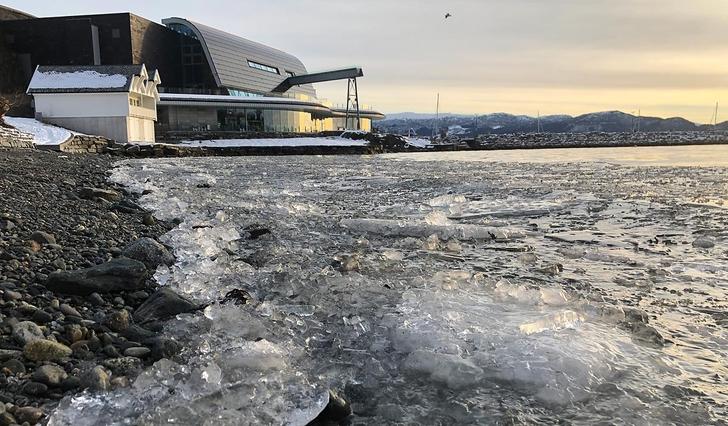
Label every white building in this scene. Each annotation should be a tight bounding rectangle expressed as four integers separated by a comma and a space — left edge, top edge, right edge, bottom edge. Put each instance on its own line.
26, 64, 161, 143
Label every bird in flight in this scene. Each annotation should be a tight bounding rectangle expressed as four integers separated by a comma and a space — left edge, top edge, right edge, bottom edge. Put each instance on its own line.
445, 13, 452, 19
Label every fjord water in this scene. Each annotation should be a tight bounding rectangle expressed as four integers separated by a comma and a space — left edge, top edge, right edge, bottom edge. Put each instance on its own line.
52, 145, 727, 425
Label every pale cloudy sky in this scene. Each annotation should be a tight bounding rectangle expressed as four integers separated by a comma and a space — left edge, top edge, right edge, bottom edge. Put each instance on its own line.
7, 0, 728, 122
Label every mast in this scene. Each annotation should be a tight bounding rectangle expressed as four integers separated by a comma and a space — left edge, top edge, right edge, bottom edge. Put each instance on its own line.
715, 102, 719, 126
432, 93, 440, 140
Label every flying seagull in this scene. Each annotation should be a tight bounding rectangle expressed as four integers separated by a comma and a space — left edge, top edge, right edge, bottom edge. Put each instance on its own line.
445, 13, 452, 19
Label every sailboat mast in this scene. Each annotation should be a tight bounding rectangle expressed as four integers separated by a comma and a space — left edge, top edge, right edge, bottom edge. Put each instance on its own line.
432, 93, 440, 139
715, 102, 719, 126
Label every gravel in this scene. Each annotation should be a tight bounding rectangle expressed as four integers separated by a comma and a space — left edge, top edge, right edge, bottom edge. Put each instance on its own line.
0, 149, 180, 423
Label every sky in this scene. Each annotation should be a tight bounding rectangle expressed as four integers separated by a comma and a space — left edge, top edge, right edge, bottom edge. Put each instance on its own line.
6, 0, 728, 123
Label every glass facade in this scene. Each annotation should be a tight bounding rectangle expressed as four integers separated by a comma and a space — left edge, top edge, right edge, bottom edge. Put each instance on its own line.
156, 105, 371, 133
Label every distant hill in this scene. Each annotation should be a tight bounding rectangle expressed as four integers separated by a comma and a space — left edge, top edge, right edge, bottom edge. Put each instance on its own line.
376, 110, 709, 136
383, 112, 470, 120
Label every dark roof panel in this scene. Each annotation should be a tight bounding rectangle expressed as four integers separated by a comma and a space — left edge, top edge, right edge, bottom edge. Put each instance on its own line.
162, 17, 316, 98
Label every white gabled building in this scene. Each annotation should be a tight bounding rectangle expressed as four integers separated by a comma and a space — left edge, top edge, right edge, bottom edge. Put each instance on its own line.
26, 64, 161, 143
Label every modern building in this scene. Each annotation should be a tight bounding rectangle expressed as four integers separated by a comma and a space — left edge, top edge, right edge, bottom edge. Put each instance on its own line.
0, 7, 384, 140
27, 64, 161, 143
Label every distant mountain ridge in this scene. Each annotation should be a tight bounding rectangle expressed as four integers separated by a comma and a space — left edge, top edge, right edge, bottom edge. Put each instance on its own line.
378, 110, 728, 136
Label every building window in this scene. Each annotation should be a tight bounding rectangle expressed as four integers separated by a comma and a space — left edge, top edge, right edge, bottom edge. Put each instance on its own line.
129, 98, 141, 107
286, 71, 296, 77
248, 60, 279, 74
112, 28, 121, 39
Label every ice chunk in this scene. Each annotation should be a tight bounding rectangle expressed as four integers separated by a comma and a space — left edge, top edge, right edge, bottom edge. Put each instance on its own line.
427, 194, 467, 207
519, 310, 585, 335
403, 350, 483, 389
424, 210, 452, 226
340, 218, 525, 241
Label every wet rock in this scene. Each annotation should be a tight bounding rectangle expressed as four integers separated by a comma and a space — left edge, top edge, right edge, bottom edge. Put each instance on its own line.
105, 309, 131, 332
15, 407, 45, 425
29, 231, 56, 246
31, 310, 53, 324
0, 350, 22, 362
12, 321, 45, 345
81, 366, 110, 391
110, 376, 130, 389
310, 389, 352, 424
142, 212, 156, 226
3, 290, 22, 301
101, 357, 142, 376
121, 237, 175, 270
65, 324, 84, 343
244, 224, 271, 240
61, 376, 81, 391
123, 347, 150, 358
134, 288, 199, 324
23, 340, 72, 362
629, 323, 667, 347
60, 303, 81, 318
536, 263, 563, 276
692, 237, 715, 249
333, 254, 360, 272
32, 364, 68, 386
22, 381, 48, 396
79, 187, 122, 202
0, 412, 16, 425
88, 292, 105, 306
2, 359, 26, 375
14, 406, 44, 424
221, 288, 252, 306
45, 258, 147, 295
143, 336, 181, 361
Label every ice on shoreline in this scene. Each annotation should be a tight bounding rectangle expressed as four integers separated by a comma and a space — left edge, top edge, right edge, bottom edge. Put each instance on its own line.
50, 152, 728, 425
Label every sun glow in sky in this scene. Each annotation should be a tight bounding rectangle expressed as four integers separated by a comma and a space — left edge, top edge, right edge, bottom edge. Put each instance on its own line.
7, 0, 728, 123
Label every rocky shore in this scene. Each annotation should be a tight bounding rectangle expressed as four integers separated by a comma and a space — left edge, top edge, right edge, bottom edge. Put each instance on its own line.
0, 149, 200, 424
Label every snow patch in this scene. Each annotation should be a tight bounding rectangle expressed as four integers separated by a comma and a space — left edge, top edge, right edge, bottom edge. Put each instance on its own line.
4, 117, 75, 145
29, 70, 128, 90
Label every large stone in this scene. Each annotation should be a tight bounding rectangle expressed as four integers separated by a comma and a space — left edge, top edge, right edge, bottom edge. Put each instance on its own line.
101, 357, 142, 376
143, 336, 181, 361
14, 407, 44, 424
311, 389, 352, 424
45, 258, 147, 295
105, 309, 131, 332
81, 365, 110, 391
22, 381, 48, 396
78, 187, 122, 202
134, 288, 198, 324
32, 364, 68, 386
23, 340, 73, 362
121, 238, 175, 270
12, 321, 45, 346
30, 231, 56, 245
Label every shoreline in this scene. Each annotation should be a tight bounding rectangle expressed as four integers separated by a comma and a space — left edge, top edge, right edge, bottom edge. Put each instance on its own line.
0, 150, 194, 424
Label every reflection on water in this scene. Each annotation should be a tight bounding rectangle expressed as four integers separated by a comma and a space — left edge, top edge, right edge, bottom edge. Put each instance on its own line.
388, 144, 728, 167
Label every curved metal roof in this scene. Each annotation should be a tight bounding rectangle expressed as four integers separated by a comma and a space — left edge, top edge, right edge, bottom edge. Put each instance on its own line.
162, 17, 316, 98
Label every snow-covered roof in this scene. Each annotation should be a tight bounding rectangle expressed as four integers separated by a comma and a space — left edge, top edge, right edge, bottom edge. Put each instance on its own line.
27, 65, 160, 94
